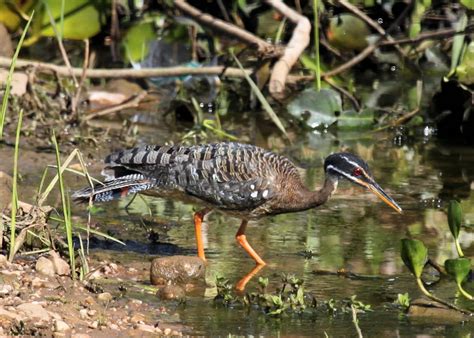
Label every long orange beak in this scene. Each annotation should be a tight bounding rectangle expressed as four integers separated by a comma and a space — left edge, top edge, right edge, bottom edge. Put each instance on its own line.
355, 178, 402, 213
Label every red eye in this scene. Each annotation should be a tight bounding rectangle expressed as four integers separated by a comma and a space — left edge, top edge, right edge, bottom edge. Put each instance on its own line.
353, 168, 362, 176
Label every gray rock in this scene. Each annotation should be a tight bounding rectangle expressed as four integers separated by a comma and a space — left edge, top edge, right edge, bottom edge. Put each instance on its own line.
49, 251, 70, 276
150, 256, 205, 285
16, 302, 51, 321
156, 285, 186, 301
97, 292, 113, 302
35, 256, 55, 277
54, 319, 70, 332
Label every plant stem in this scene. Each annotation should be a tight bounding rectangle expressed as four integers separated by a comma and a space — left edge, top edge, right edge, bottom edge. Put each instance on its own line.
8, 109, 23, 262
454, 239, 465, 258
52, 131, 76, 279
457, 283, 474, 300
313, 0, 321, 91
351, 304, 363, 338
416, 278, 472, 315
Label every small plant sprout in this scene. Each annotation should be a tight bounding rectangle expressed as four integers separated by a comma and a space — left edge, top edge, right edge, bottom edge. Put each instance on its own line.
444, 258, 473, 300
395, 293, 411, 310
448, 200, 464, 257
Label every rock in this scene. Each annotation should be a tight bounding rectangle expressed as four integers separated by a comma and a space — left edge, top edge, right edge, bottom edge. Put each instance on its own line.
36, 257, 55, 277
150, 256, 205, 285
0, 70, 27, 96
0, 255, 7, 267
135, 323, 156, 333
130, 313, 146, 324
408, 298, 469, 322
54, 319, 70, 332
0, 306, 22, 320
97, 292, 113, 302
156, 285, 186, 301
0, 284, 13, 296
163, 328, 172, 335
79, 308, 89, 320
16, 302, 51, 321
49, 251, 71, 276
72, 334, 91, 338
0, 171, 13, 211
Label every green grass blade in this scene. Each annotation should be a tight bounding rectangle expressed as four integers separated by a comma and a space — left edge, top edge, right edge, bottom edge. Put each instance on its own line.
52, 131, 76, 279
0, 11, 34, 139
8, 109, 23, 261
313, 0, 321, 91
231, 52, 288, 138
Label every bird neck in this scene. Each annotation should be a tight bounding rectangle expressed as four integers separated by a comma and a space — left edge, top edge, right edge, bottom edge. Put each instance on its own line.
283, 175, 338, 213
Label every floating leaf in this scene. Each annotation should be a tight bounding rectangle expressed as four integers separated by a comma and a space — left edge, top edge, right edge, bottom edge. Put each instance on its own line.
445, 258, 471, 285
326, 14, 370, 51
401, 239, 428, 278
448, 200, 462, 240
288, 88, 341, 128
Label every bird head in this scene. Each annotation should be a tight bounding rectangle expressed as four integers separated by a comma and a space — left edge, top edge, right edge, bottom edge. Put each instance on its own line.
324, 153, 402, 213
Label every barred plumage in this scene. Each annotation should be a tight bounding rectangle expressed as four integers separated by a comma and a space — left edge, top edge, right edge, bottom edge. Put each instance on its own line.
73, 142, 401, 290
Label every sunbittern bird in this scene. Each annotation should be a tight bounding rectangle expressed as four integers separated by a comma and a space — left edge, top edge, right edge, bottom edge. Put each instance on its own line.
73, 142, 402, 289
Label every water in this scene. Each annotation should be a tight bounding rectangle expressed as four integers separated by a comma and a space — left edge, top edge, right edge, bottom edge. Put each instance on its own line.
3, 130, 474, 336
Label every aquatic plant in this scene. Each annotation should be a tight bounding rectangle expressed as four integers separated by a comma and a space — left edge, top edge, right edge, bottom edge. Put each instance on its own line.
400, 200, 474, 314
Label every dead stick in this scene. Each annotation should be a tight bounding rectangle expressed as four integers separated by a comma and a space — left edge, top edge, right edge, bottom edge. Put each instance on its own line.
84, 90, 148, 121
380, 25, 474, 46
0, 56, 252, 78
174, 0, 274, 55
265, 0, 311, 99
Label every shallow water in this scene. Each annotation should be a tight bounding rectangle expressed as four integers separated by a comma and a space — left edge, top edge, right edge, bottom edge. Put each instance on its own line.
2, 129, 474, 336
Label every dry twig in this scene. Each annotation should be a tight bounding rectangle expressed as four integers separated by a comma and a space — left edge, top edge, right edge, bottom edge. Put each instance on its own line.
265, 0, 311, 99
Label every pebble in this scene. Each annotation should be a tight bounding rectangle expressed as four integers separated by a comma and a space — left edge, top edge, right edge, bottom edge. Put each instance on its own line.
54, 319, 71, 332
79, 309, 88, 320
0, 254, 7, 267
164, 328, 172, 335
156, 285, 186, 301
89, 321, 99, 329
97, 292, 113, 302
130, 313, 145, 324
108, 323, 119, 330
35, 257, 55, 277
49, 251, 71, 276
0, 284, 13, 296
72, 334, 91, 338
150, 256, 205, 285
135, 323, 155, 333
87, 309, 97, 317
16, 302, 51, 321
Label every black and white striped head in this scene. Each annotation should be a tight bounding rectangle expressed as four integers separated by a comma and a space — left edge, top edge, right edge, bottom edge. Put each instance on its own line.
324, 153, 402, 213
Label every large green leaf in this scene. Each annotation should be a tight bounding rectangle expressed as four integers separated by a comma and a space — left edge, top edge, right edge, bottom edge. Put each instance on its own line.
40, 0, 102, 40
287, 88, 341, 128
448, 200, 462, 240
123, 21, 157, 63
460, 0, 474, 10
401, 239, 428, 278
456, 42, 474, 85
445, 258, 471, 285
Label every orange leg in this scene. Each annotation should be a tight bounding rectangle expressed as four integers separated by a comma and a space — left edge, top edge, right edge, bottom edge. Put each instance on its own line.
235, 220, 266, 290
235, 220, 266, 266
193, 208, 211, 262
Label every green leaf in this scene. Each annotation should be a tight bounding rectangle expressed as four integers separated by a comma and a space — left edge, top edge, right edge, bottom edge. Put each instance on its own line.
123, 21, 157, 63
456, 42, 474, 85
40, 0, 102, 40
401, 239, 428, 278
445, 258, 471, 285
448, 200, 462, 240
460, 0, 474, 10
287, 88, 342, 128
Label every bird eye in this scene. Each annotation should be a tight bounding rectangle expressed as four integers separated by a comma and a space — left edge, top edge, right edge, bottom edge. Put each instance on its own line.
353, 168, 362, 176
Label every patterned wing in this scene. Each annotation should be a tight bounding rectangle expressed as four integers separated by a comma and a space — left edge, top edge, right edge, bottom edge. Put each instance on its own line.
103, 143, 283, 210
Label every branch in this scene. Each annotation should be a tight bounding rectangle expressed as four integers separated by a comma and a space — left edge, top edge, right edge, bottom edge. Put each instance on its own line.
0, 56, 251, 78
265, 0, 311, 99
174, 0, 275, 55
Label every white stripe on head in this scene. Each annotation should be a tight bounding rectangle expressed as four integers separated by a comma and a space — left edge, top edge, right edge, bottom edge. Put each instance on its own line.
326, 164, 354, 181
340, 155, 371, 179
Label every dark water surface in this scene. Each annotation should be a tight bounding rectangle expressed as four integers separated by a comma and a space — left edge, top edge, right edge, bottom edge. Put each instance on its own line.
2, 130, 474, 336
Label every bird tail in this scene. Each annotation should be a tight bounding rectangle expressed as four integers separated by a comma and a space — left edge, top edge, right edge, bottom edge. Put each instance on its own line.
71, 174, 155, 203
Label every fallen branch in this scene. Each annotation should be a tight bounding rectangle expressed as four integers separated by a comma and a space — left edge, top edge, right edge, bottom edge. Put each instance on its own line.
174, 0, 275, 56
0, 56, 251, 78
84, 90, 148, 121
265, 0, 311, 99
